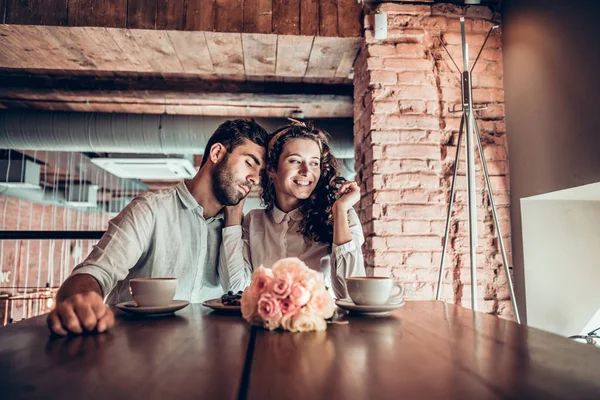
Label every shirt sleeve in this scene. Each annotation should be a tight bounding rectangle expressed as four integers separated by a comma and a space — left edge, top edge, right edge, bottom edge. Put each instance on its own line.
218, 215, 253, 293
330, 207, 366, 299
70, 196, 155, 298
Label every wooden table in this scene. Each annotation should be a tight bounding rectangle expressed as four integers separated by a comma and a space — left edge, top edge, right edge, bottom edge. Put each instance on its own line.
1, 301, 599, 399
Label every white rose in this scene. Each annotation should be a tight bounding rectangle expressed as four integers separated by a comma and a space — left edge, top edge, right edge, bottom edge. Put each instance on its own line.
285, 308, 327, 332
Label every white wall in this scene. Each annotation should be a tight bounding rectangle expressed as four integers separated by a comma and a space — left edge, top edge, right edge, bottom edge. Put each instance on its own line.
522, 192, 600, 337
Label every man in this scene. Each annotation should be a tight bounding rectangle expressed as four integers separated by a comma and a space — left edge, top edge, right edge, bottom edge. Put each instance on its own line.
47, 119, 268, 336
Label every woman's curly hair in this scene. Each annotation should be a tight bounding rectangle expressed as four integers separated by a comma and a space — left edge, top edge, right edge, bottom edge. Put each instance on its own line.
261, 121, 345, 246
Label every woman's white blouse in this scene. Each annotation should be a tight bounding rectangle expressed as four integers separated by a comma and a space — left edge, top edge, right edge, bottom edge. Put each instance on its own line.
218, 206, 366, 299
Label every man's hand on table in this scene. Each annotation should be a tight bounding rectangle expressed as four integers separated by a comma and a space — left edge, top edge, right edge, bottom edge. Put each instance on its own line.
47, 274, 115, 336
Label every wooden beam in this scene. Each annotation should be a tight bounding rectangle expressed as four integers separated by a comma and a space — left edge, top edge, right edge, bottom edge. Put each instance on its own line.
0, 72, 354, 95
0, 89, 353, 118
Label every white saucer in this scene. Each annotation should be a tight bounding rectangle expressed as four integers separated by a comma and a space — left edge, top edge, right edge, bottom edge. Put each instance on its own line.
335, 298, 405, 316
116, 300, 190, 316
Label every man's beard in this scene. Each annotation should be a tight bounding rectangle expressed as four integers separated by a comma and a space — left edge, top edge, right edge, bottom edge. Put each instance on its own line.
212, 154, 251, 206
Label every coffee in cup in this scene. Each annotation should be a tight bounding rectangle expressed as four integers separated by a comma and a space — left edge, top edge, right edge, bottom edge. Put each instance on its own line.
346, 277, 403, 306
129, 278, 177, 307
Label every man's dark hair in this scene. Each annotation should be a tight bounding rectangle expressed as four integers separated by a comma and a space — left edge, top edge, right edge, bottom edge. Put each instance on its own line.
201, 119, 269, 167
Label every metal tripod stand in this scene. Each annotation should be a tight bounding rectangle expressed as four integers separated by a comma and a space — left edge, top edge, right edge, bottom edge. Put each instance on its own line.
435, 17, 521, 324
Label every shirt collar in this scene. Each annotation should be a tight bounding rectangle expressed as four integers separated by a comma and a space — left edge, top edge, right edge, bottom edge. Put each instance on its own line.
271, 206, 303, 224
175, 181, 200, 210
176, 181, 224, 221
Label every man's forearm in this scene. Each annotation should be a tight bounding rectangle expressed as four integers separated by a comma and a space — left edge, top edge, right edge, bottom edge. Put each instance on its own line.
56, 274, 103, 302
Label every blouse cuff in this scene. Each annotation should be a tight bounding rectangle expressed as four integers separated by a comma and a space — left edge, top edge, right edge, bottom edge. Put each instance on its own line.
332, 240, 357, 256
222, 225, 242, 237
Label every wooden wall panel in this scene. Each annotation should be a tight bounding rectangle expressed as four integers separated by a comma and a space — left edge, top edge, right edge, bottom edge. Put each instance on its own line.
68, 0, 127, 27
273, 0, 299, 35
5, 0, 67, 25
185, 0, 216, 31
0, 0, 6, 23
319, 0, 338, 37
300, 0, 318, 36
127, 0, 157, 29
215, 0, 243, 33
338, 0, 362, 37
2, 0, 362, 37
156, 0, 185, 30
243, 0, 272, 34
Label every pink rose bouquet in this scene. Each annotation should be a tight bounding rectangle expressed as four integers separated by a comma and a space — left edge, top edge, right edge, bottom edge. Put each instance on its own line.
241, 257, 336, 332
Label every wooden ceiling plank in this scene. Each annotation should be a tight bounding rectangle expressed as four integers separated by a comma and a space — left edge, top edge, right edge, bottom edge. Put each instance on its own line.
106, 28, 155, 72
0, 25, 31, 69
305, 36, 350, 78
275, 35, 313, 77
43, 26, 102, 71
82, 27, 137, 72
31, 25, 89, 71
242, 33, 277, 77
204, 32, 245, 76
167, 31, 215, 74
334, 38, 361, 78
129, 29, 185, 73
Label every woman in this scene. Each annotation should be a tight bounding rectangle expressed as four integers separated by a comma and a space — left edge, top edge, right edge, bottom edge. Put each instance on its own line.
219, 121, 365, 299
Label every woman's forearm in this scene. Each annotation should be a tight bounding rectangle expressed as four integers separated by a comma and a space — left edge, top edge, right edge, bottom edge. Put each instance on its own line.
332, 204, 352, 246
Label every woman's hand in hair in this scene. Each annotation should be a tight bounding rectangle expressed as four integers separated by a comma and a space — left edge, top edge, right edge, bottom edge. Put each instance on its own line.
332, 181, 360, 214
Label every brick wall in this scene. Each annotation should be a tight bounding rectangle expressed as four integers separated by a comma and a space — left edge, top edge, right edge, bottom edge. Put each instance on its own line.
354, 3, 513, 318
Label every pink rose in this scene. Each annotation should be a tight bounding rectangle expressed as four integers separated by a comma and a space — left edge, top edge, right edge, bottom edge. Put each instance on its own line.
307, 290, 335, 319
257, 293, 282, 323
278, 297, 299, 316
272, 273, 292, 298
289, 283, 310, 306
248, 266, 274, 298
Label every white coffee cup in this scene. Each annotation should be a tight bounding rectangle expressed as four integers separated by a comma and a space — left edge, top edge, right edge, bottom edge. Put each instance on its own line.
346, 277, 404, 306
129, 278, 177, 307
